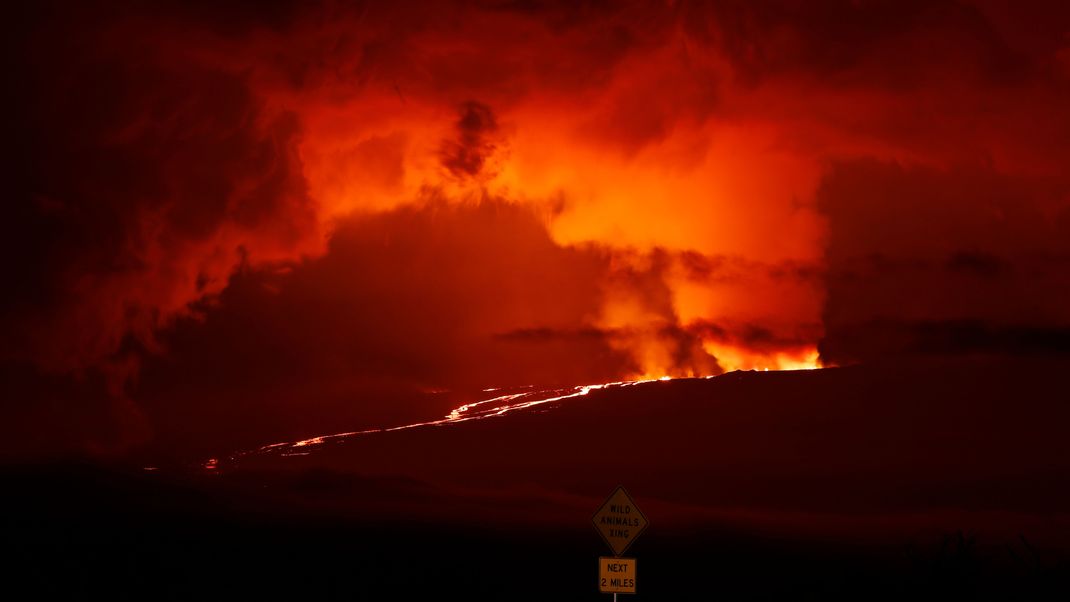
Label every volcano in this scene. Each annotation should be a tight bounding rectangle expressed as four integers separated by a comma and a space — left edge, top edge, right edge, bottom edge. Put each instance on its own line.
8, 1, 1070, 599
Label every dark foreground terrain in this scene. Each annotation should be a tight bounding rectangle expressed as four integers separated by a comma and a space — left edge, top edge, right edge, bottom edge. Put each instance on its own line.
4, 358, 1070, 600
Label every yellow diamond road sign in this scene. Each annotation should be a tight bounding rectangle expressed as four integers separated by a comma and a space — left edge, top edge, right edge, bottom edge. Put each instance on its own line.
592, 486, 647, 556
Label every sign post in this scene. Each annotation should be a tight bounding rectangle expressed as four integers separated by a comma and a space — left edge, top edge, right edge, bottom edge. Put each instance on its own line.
592, 486, 647, 597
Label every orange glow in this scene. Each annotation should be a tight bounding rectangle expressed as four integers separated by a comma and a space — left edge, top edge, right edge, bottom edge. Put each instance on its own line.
703, 343, 822, 373
249, 15, 835, 379
9, 3, 843, 384
23, 0, 1068, 455
287, 97, 828, 378
11, 0, 1070, 461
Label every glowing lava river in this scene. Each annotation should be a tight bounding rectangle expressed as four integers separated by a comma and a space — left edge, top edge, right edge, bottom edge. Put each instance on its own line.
203, 376, 687, 472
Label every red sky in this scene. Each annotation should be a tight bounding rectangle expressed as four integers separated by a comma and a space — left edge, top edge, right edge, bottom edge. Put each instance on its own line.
3, 0, 1070, 459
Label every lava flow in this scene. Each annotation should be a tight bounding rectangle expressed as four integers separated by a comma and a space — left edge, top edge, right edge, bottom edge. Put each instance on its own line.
206, 376, 682, 471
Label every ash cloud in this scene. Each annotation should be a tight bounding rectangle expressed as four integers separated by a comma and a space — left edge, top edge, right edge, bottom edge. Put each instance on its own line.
5, 0, 1070, 458
441, 101, 500, 178
3, 2, 319, 377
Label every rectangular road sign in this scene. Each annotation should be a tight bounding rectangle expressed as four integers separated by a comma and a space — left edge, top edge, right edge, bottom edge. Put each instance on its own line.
598, 556, 636, 594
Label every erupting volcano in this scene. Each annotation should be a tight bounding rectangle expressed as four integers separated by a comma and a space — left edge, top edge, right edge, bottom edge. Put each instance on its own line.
4, 1, 1070, 600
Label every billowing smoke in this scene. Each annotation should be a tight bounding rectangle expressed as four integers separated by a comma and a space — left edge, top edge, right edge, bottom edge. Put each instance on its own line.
4, 0, 1070, 457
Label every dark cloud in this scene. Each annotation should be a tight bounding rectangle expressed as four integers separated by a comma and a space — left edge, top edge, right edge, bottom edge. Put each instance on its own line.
688, 0, 1039, 86
2, 1, 318, 376
818, 159, 1070, 365
821, 319, 1070, 360
946, 250, 1007, 277
440, 101, 500, 178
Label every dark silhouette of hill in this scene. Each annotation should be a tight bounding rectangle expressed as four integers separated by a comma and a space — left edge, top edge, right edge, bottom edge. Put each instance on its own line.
3, 357, 1069, 599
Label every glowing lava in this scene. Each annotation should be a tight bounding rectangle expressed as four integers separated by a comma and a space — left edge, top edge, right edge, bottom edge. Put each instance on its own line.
206, 377, 677, 470
203, 365, 817, 473
702, 344, 822, 373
